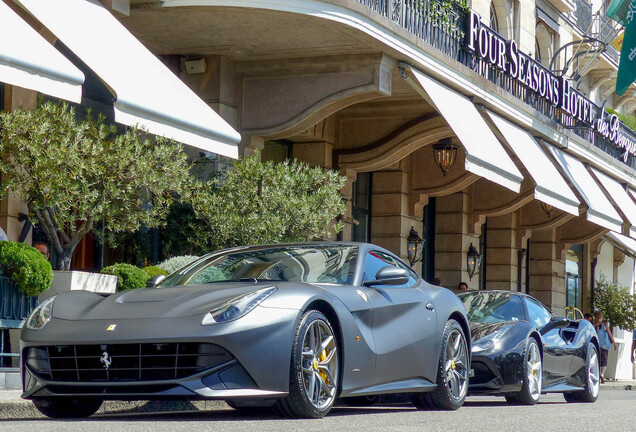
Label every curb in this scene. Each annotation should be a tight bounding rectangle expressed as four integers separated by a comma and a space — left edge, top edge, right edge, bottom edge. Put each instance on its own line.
0, 399, 228, 419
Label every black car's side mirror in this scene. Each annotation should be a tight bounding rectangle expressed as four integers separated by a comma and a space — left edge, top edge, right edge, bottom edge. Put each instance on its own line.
146, 274, 166, 288
362, 266, 409, 287
540, 316, 570, 335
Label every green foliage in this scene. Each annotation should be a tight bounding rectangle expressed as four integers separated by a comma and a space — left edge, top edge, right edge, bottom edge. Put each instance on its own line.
0, 241, 53, 296
594, 274, 636, 330
159, 202, 207, 257
0, 102, 192, 270
101, 263, 149, 292
189, 152, 346, 251
143, 265, 168, 279
605, 108, 636, 132
427, 0, 468, 38
157, 255, 200, 274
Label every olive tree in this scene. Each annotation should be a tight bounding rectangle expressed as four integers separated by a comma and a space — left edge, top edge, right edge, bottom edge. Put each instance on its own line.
190, 152, 346, 251
0, 102, 192, 270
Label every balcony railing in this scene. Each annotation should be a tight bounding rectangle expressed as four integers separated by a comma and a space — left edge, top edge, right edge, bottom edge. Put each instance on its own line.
574, 0, 593, 33
351, 0, 635, 169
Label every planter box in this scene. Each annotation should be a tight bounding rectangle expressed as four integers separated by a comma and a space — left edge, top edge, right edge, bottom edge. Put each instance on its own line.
0, 276, 38, 327
39, 270, 117, 302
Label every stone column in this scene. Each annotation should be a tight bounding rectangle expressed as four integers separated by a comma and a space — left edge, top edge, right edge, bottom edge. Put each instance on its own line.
485, 213, 519, 291
435, 191, 477, 290
528, 228, 566, 315
370, 169, 418, 260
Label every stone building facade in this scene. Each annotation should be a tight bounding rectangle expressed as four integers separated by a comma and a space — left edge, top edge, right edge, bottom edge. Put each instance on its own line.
2, 0, 636, 377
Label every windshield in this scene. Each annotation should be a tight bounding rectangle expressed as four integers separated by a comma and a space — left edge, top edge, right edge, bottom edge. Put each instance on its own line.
160, 244, 359, 286
459, 291, 526, 324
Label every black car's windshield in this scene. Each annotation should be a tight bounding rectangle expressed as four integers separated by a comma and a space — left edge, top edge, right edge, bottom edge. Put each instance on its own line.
160, 244, 359, 286
459, 292, 526, 324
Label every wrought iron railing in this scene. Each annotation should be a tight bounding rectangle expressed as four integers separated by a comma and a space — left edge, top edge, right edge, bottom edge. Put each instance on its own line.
574, 0, 593, 33
352, 0, 635, 169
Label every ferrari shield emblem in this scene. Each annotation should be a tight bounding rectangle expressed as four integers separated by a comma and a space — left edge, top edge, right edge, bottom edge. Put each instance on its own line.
356, 290, 368, 302
107, 324, 117, 331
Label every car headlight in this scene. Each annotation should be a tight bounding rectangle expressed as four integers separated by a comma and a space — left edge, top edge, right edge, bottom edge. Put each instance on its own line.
472, 325, 512, 353
25, 296, 56, 330
202, 286, 277, 325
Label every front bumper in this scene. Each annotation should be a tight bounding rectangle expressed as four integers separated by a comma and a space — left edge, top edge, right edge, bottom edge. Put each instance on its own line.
468, 353, 523, 395
20, 306, 299, 400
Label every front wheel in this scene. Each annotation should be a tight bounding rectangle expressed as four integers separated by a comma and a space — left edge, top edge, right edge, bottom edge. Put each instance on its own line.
33, 398, 102, 418
412, 319, 469, 410
276, 310, 339, 418
564, 343, 600, 403
506, 338, 542, 405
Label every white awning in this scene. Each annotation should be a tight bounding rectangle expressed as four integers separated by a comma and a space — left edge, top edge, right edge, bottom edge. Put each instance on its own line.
0, 1, 83, 102
605, 231, 636, 259
20, 0, 240, 158
547, 146, 623, 232
486, 111, 580, 216
590, 168, 636, 238
403, 66, 522, 192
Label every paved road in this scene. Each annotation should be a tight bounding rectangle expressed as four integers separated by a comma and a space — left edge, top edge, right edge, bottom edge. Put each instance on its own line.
1, 392, 634, 432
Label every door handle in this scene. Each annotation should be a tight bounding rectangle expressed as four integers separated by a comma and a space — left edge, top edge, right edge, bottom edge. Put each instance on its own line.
426, 302, 434, 311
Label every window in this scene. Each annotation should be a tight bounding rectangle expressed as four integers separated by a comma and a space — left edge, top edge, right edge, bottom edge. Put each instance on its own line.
525, 297, 552, 328
490, 2, 499, 32
460, 292, 525, 323
363, 250, 418, 287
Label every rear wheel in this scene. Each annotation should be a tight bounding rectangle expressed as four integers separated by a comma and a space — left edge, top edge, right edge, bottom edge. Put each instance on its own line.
506, 338, 542, 405
564, 344, 600, 403
412, 319, 469, 410
33, 398, 102, 418
276, 310, 339, 418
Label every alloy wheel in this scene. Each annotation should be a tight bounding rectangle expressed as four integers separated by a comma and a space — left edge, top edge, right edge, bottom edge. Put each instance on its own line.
526, 341, 542, 400
301, 319, 339, 410
587, 348, 600, 398
444, 328, 469, 402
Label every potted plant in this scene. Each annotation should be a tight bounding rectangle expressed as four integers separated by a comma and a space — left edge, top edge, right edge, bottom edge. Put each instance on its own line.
593, 275, 636, 379
0, 241, 53, 323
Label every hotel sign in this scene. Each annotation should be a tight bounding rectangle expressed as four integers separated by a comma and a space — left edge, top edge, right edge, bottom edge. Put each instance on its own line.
465, 10, 636, 163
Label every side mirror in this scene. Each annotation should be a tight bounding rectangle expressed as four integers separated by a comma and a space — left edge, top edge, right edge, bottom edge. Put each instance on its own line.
146, 274, 166, 288
540, 316, 570, 335
362, 266, 409, 287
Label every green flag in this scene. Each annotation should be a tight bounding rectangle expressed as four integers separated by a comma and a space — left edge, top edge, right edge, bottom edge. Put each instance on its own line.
607, 0, 636, 95
607, 0, 632, 25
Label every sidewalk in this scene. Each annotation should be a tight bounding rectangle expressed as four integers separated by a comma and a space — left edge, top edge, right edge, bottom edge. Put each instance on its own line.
1, 381, 635, 419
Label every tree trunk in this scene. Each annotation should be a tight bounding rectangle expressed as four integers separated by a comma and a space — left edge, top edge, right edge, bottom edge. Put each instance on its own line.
54, 249, 74, 271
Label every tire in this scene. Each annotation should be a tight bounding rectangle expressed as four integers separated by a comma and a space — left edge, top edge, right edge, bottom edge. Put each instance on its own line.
412, 319, 469, 411
33, 398, 102, 418
564, 344, 600, 403
506, 338, 542, 405
341, 394, 379, 407
276, 310, 339, 418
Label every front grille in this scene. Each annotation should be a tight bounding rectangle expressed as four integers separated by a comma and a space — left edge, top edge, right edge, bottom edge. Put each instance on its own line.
25, 343, 233, 382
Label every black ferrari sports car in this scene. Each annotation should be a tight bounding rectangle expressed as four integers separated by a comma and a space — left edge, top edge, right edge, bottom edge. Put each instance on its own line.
21, 242, 471, 418
457, 290, 600, 405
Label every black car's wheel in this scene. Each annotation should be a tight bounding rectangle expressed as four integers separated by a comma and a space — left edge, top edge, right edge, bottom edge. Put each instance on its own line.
412, 319, 469, 411
33, 398, 102, 418
564, 344, 600, 403
277, 310, 339, 418
506, 338, 542, 405
341, 394, 379, 406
